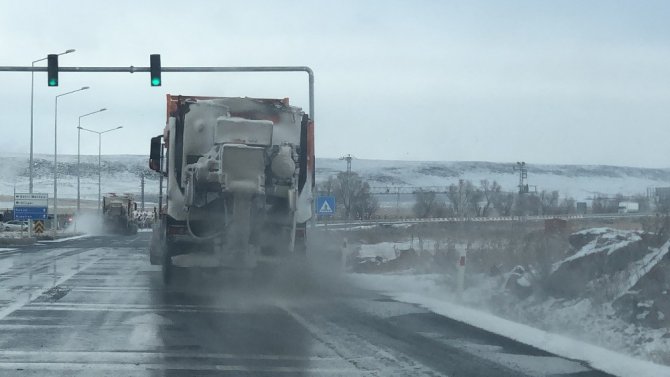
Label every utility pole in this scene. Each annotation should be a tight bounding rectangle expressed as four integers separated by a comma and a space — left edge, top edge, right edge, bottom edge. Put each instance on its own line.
340, 154, 353, 216
396, 187, 400, 219
339, 154, 354, 228
513, 161, 529, 194
513, 161, 530, 218
140, 173, 145, 211
458, 179, 465, 220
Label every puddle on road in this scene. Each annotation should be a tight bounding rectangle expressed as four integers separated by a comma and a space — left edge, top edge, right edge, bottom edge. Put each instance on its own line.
35, 286, 71, 303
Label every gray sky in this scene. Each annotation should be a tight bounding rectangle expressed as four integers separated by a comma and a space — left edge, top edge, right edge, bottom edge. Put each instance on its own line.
1, 0, 669, 167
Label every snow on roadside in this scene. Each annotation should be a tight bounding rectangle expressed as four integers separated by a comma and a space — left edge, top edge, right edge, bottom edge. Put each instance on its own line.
0, 231, 29, 239
553, 231, 641, 271
357, 240, 440, 260
615, 238, 670, 299
350, 273, 670, 377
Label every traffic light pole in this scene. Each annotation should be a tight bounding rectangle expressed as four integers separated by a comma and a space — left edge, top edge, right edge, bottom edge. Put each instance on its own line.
0, 65, 315, 119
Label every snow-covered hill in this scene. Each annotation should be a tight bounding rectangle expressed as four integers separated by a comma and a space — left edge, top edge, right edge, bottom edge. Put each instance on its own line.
317, 159, 670, 200
2, 154, 670, 202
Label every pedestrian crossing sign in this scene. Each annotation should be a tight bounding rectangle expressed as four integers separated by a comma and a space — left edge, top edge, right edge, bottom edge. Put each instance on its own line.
316, 196, 336, 215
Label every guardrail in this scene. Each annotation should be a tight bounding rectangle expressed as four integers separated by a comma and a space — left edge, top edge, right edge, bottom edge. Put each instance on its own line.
315, 212, 652, 228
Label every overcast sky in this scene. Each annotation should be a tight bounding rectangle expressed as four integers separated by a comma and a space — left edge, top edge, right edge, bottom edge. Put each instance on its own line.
0, 0, 669, 167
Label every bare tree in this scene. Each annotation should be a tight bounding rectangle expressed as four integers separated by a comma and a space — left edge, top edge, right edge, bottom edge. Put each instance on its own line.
539, 190, 560, 215
331, 172, 379, 220
318, 176, 336, 196
351, 181, 379, 220
514, 193, 541, 216
492, 192, 515, 216
480, 180, 502, 217
413, 189, 447, 218
448, 180, 484, 217
559, 197, 576, 214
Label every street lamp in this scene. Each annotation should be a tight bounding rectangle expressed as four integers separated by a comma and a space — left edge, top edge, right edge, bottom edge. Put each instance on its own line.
77, 108, 107, 212
30, 49, 75, 194
53, 86, 89, 234
339, 154, 354, 222
79, 126, 123, 211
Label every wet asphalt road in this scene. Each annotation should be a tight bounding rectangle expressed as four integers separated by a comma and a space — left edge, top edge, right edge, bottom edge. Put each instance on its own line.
0, 233, 613, 376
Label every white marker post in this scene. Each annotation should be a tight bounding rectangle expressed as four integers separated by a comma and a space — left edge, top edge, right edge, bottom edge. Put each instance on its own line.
340, 238, 348, 272
456, 245, 467, 297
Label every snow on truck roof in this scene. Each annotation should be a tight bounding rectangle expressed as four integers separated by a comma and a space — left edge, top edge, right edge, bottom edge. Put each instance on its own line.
165, 95, 302, 121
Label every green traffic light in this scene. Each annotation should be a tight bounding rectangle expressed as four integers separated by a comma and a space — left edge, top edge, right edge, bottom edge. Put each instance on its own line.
48, 78, 58, 87
151, 77, 161, 86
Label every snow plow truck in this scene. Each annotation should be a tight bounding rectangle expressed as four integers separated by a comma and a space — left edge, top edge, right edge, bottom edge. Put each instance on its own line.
148, 95, 315, 283
102, 194, 139, 235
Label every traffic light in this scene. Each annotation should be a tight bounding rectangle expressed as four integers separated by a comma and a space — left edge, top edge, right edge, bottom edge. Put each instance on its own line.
150, 54, 161, 86
47, 54, 58, 86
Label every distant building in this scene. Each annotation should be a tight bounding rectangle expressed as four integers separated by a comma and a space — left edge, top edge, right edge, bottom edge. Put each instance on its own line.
656, 187, 670, 201
576, 202, 587, 214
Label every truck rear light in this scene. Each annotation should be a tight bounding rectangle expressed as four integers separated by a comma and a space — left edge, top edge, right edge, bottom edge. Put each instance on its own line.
295, 228, 306, 239
167, 225, 185, 235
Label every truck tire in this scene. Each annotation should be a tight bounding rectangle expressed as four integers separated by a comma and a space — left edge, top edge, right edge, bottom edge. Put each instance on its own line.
149, 227, 161, 265
162, 239, 173, 284
159, 219, 173, 284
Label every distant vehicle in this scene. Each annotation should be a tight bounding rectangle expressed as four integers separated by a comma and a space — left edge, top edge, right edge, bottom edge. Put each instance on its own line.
102, 194, 138, 235
618, 201, 639, 214
3, 220, 28, 231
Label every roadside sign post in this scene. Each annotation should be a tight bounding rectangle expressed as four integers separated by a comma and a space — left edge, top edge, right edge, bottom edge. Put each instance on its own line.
316, 196, 336, 230
456, 244, 467, 298
14, 193, 48, 238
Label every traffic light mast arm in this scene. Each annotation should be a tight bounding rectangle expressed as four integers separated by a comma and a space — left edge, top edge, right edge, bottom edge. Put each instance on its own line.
1, 65, 315, 119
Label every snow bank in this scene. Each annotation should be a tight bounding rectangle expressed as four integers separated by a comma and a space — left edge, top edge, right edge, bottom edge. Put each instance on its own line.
556, 229, 642, 270
351, 273, 670, 377
614, 238, 670, 299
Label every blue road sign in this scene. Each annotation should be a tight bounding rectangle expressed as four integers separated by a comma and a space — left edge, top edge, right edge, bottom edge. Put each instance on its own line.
13, 207, 48, 220
316, 196, 336, 215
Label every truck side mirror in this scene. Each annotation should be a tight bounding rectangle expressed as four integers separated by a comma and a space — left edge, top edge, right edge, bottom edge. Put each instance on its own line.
149, 135, 163, 172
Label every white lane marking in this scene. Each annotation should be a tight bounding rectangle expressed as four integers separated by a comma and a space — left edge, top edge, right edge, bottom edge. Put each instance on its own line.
23, 301, 264, 312
0, 350, 343, 362
278, 304, 439, 376
70, 286, 153, 291
21, 304, 246, 314
431, 336, 590, 376
124, 313, 173, 348
0, 251, 102, 321
0, 362, 371, 374
40, 234, 92, 243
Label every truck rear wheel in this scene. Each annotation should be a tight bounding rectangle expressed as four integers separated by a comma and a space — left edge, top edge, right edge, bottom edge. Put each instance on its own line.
162, 241, 173, 284
149, 232, 161, 265
159, 219, 174, 284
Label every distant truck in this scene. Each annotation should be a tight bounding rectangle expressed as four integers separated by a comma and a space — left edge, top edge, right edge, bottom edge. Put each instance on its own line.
618, 201, 639, 214
103, 194, 138, 235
